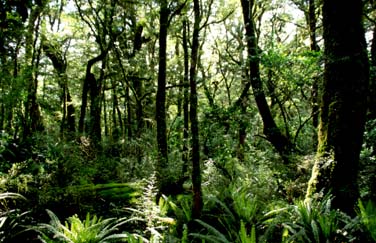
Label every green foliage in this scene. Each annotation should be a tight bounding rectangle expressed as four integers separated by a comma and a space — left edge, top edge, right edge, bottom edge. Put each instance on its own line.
187, 179, 263, 243
0, 192, 29, 242
359, 119, 376, 200
125, 174, 176, 242
357, 200, 376, 241
264, 195, 355, 243
232, 187, 259, 224
239, 221, 256, 243
36, 209, 132, 243
190, 219, 232, 243
190, 219, 257, 243
0, 0, 373, 242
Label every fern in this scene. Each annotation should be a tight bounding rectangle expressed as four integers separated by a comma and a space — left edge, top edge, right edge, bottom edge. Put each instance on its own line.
190, 219, 232, 243
0, 192, 29, 242
35, 209, 132, 243
239, 220, 256, 243
357, 200, 376, 241
272, 195, 351, 243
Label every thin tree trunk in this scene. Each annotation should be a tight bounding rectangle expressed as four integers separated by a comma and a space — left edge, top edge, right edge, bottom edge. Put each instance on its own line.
191, 0, 203, 219
182, 19, 190, 175
112, 87, 123, 139
368, 24, 376, 119
126, 86, 132, 139
308, 0, 320, 128
103, 88, 108, 137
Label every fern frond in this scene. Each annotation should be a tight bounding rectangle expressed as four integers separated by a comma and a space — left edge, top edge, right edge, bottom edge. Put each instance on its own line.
190, 219, 231, 243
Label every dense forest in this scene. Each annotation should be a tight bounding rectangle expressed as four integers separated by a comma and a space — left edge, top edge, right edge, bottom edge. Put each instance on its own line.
0, 0, 375, 242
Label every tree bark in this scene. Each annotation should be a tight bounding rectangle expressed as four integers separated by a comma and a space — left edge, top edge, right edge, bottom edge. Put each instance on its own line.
240, 0, 291, 163
306, 0, 369, 215
156, 0, 169, 194
182, 19, 190, 175
191, 0, 203, 219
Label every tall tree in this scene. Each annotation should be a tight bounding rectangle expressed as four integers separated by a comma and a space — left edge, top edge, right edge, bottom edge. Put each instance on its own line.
156, 0, 169, 193
75, 0, 117, 146
306, 0, 369, 214
190, 0, 203, 219
181, 19, 190, 174
23, 2, 46, 139
240, 0, 292, 162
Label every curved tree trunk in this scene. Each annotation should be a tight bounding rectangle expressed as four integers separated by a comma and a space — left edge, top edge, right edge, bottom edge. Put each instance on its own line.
306, 0, 369, 215
240, 0, 292, 163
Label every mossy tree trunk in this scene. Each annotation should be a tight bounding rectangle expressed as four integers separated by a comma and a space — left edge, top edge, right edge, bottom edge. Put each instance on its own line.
306, 0, 369, 215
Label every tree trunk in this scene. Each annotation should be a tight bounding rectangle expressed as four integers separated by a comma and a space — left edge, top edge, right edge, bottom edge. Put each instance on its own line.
23, 4, 44, 139
88, 71, 101, 145
79, 73, 89, 133
240, 0, 291, 163
126, 86, 132, 139
156, 0, 169, 194
191, 0, 203, 219
79, 51, 108, 145
42, 40, 75, 135
308, 0, 320, 129
306, 0, 369, 215
368, 24, 376, 119
182, 19, 190, 174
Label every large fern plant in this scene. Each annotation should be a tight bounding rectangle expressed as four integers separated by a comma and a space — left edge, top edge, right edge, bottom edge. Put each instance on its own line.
265, 195, 355, 243
35, 209, 142, 243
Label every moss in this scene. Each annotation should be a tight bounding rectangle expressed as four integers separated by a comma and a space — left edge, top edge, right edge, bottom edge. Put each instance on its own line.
305, 153, 336, 201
